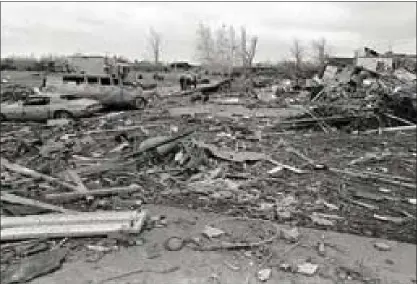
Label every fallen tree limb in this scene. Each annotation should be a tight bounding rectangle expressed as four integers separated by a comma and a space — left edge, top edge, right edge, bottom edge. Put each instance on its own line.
124, 128, 196, 159
275, 115, 363, 125
44, 184, 141, 202
0, 192, 76, 214
196, 141, 306, 174
345, 198, 379, 210
285, 146, 316, 165
96, 266, 180, 284
383, 113, 416, 126
1, 158, 80, 192
329, 168, 417, 189
311, 87, 326, 102
297, 105, 331, 134
283, 147, 416, 188
84, 125, 144, 135
344, 168, 415, 183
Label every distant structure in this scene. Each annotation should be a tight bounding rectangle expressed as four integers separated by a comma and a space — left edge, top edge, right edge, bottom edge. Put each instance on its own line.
132, 60, 167, 72
169, 61, 195, 72
353, 47, 416, 73
325, 57, 355, 68
67, 55, 114, 74
66, 55, 132, 78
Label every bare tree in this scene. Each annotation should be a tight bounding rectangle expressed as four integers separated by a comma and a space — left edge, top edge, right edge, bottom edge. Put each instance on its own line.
196, 23, 240, 75
228, 25, 238, 75
312, 38, 327, 67
215, 24, 240, 75
148, 27, 161, 65
290, 39, 304, 77
196, 22, 215, 68
214, 24, 229, 73
240, 27, 258, 77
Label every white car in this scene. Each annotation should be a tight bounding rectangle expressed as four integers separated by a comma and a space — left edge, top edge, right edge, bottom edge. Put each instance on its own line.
0, 93, 102, 121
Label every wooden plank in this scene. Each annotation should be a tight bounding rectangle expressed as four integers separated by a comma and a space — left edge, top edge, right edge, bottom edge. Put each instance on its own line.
1, 158, 80, 192
363, 125, 416, 134
1, 210, 142, 228
1, 210, 147, 241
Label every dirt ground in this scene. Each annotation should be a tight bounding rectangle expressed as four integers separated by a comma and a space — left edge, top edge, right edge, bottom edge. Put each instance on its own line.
34, 205, 416, 284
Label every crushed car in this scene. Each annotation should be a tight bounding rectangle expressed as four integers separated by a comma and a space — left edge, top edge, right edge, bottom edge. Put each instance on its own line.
0, 93, 102, 121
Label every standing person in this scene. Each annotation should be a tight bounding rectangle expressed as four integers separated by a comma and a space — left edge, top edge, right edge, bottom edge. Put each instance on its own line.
179, 72, 197, 91
179, 73, 186, 91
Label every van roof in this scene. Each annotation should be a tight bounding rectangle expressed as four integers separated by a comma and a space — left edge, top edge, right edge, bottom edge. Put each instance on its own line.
63, 74, 114, 78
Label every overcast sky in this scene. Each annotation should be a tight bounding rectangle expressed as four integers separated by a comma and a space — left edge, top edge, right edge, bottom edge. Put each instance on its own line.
1, 2, 416, 62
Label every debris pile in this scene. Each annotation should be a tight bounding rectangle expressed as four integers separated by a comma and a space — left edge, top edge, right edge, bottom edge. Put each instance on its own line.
0, 53, 416, 283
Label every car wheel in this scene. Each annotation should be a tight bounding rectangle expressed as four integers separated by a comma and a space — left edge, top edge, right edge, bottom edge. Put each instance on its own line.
54, 110, 74, 119
134, 98, 147, 109
0, 114, 6, 122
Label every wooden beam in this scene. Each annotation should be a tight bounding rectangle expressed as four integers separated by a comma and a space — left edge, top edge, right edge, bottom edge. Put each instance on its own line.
1, 158, 80, 192
1, 215, 146, 241
363, 125, 416, 134
1, 210, 144, 228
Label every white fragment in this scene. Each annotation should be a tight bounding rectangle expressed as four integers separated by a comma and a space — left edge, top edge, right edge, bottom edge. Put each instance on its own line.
374, 242, 391, 251
257, 268, 272, 281
378, 187, 391, 193
203, 226, 225, 238
297, 263, 319, 276
47, 119, 70, 127
268, 166, 283, 174
310, 215, 335, 226
280, 227, 300, 242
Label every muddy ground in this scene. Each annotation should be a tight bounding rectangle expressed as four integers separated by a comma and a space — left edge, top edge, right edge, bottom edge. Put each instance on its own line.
36, 205, 416, 284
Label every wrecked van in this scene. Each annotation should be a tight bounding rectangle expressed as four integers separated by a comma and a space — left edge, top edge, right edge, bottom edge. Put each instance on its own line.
45, 74, 149, 110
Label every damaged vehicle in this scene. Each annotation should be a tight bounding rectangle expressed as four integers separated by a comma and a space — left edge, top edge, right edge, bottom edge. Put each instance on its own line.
383, 84, 417, 123
45, 74, 150, 110
0, 93, 102, 121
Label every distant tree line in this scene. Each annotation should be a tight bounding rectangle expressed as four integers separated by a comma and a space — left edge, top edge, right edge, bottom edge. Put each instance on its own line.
0, 56, 71, 72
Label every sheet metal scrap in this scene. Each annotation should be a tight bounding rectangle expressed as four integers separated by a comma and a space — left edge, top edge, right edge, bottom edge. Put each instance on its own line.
1, 248, 68, 284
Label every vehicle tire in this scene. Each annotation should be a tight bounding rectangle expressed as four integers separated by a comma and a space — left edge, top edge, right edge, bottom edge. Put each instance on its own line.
134, 98, 147, 109
54, 110, 74, 120
0, 114, 6, 122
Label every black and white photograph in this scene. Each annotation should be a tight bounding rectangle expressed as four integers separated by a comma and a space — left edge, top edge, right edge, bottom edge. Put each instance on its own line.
0, 1, 417, 283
